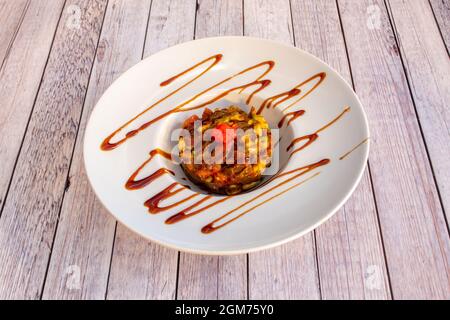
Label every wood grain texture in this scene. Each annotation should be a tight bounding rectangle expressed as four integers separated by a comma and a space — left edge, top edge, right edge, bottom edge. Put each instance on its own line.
108, 225, 177, 299
0, 0, 29, 66
387, 0, 450, 230
290, 0, 390, 299
143, 0, 197, 56
244, 0, 320, 300
176, 0, 247, 300
250, 236, 320, 299
42, 0, 152, 300
429, 0, 450, 53
0, 0, 447, 300
338, 0, 450, 299
196, 0, 243, 37
178, 254, 218, 299
0, 0, 107, 299
106, 0, 197, 300
0, 0, 64, 215
178, 253, 248, 300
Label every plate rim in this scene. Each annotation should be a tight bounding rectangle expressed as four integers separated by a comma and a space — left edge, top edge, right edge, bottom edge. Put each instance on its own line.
83, 36, 370, 255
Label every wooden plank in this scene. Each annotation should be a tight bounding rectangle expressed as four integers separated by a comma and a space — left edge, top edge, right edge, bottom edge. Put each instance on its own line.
142, 0, 197, 56
0, 0, 29, 66
387, 0, 450, 234
0, 0, 107, 299
290, 0, 391, 299
429, 0, 450, 53
178, 253, 247, 300
338, 0, 450, 299
196, 0, 243, 38
106, 0, 197, 300
108, 226, 178, 300
244, 0, 320, 300
42, 0, 152, 300
176, 0, 247, 301
217, 254, 248, 300
0, 0, 64, 214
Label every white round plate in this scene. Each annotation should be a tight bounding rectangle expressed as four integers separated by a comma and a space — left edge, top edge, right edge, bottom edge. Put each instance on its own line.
84, 37, 369, 255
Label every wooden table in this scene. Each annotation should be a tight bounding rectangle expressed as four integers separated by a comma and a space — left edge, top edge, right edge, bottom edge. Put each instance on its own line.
0, 0, 449, 300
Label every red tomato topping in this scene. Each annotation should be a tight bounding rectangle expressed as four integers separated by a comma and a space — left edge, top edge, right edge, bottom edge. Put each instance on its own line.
212, 123, 236, 145
182, 114, 199, 128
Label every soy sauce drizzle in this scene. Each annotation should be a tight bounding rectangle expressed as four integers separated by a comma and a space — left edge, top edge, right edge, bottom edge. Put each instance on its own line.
100, 53, 350, 234
339, 137, 369, 160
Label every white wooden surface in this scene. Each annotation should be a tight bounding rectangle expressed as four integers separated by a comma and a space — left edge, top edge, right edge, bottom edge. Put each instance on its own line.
0, 0, 448, 300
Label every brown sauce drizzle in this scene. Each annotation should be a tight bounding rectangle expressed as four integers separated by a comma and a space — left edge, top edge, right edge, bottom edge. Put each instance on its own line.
287, 134, 318, 157
169, 159, 329, 229
100, 53, 347, 234
256, 88, 301, 114
339, 137, 369, 160
160, 54, 223, 87
165, 195, 230, 225
278, 109, 305, 128
101, 56, 274, 150
125, 148, 172, 190
101, 54, 222, 150
127, 99, 347, 229
287, 106, 350, 158
282, 72, 326, 112
202, 172, 321, 234
179, 79, 271, 112
201, 160, 329, 233
256, 72, 326, 115
144, 183, 197, 214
